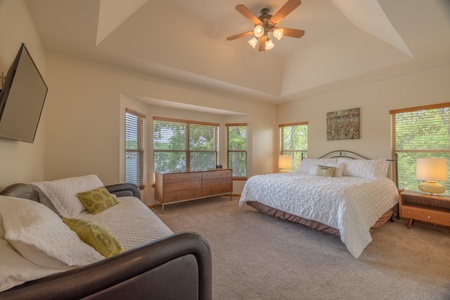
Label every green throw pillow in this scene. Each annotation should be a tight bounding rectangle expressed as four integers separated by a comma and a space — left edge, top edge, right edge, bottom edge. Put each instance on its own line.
315, 165, 336, 177
77, 186, 118, 214
62, 218, 122, 258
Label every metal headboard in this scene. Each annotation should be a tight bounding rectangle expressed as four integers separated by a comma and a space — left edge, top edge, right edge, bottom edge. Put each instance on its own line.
301, 150, 398, 187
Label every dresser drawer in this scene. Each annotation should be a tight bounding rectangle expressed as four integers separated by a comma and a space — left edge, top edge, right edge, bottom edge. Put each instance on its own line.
164, 189, 202, 203
163, 172, 201, 183
202, 185, 232, 196
401, 206, 450, 227
202, 170, 232, 180
164, 180, 201, 192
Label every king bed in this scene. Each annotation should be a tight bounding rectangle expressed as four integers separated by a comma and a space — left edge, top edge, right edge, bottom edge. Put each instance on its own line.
239, 150, 399, 258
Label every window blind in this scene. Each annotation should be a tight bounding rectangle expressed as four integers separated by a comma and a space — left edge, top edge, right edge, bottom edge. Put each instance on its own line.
125, 109, 145, 189
391, 103, 450, 193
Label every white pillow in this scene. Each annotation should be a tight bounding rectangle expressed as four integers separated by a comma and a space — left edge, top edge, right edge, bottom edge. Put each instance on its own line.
31, 175, 104, 218
0, 213, 63, 292
337, 158, 389, 179
309, 162, 346, 177
0, 195, 104, 270
298, 158, 337, 174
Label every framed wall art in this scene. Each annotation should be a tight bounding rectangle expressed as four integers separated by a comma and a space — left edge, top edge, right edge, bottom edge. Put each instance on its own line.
327, 108, 360, 140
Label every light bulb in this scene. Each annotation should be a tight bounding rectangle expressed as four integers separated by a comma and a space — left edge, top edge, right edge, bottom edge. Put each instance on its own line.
265, 38, 274, 50
253, 25, 264, 38
273, 27, 284, 40
248, 37, 258, 48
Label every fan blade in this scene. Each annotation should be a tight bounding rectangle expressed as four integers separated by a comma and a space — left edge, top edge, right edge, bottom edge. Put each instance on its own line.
259, 35, 267, 52
227, 31, 254, 41
281, 27, 305, 38
235, 4, 261, 25
270, 0, 301, 24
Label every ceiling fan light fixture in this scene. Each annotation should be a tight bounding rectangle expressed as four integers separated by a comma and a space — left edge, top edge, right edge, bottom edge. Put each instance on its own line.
248, 37, 258, 48
265, 38, 275, 50
254, 25, 264, 38
273, 27, 284, 40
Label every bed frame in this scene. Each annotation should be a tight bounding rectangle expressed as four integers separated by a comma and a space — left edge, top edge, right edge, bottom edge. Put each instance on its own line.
247, 150, 399, 237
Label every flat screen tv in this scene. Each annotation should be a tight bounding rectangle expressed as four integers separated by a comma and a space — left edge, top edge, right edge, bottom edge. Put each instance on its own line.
0, 43, 48, 143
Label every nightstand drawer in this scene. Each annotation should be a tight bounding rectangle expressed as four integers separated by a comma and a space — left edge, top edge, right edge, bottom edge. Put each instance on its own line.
401, 206, 450, 227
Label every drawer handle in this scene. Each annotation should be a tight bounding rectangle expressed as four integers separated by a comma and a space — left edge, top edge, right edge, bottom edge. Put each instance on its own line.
427, 216, 431, 219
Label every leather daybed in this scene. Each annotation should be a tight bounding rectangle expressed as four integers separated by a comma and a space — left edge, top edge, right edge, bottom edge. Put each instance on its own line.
0, 181, 212, 300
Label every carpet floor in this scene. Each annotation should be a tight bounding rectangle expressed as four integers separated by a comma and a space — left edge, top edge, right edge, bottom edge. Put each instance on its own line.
153, 197, 450, 300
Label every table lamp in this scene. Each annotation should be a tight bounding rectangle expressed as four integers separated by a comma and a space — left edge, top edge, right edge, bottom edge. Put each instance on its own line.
416, 158, 448, 195
279, 155, 292, 173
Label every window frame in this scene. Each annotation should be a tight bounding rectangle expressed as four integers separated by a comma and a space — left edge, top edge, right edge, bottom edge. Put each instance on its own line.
226, 123, 248, 180
153, 116, 219, 173
125, 108, 146, 189
279, 122, 309, 172
390, 102, 450, 193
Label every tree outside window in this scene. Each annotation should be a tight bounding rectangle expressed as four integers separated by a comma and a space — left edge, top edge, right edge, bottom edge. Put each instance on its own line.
280, 122, 308, 171
227, 124, 247, 178
391, 103, 450, 194
153, 117, 218, 172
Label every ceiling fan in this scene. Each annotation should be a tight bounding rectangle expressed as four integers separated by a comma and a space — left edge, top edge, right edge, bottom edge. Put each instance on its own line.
227, 0, 305, 52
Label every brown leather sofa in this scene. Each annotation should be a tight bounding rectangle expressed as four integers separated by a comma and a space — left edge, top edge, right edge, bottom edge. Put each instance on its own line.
0, 183, 212, 300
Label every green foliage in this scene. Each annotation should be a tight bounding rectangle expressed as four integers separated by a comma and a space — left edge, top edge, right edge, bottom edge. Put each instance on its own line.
395, 107, 450, 194
153, 120, 216, 172
281, 125, 308, 171
228, 126, 247, 177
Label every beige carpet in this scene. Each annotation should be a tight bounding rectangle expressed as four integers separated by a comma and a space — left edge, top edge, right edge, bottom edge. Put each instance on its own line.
153, 197, 450, 300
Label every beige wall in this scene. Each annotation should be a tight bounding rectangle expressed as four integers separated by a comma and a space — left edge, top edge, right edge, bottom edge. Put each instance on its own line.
45, 53, 276, 204
277, 63, 450, 163
0, 0, 47, 189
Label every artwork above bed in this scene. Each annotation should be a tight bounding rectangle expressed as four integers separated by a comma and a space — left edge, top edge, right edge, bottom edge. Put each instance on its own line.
239, 150, 400, 258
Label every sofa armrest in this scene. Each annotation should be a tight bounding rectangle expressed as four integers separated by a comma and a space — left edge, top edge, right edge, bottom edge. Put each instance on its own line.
0, 231, 212, 300
105, 183, 141, 199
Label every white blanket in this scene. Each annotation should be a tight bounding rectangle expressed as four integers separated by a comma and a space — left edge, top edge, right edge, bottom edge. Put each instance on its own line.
239, 172, 399, 258
77, 196, 172, 251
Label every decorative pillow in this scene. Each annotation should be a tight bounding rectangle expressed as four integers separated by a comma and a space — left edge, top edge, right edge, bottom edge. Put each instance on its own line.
0, 196, 104, 270
77, 186, 118, 214
315, 165, 336, 177
298, 158, 337, 173
337, 158, 390, 179
62, 218, 122, 258
31, 175, 104, 218
309, 162, 346, 177
0, 213, 63, 292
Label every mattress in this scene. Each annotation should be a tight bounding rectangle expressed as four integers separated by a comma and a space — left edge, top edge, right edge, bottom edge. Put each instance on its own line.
239, 172, 399, 258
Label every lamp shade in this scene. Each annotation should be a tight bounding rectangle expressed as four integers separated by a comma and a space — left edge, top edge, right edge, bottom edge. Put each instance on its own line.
416, 158, 448, 182
279, 155, 292, 170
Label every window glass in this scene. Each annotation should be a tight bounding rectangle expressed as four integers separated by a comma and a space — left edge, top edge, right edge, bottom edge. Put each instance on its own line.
227, 125, 247, 178
392, 104, 450, 194
280, 123, 308, 171
125, 110, 145, 188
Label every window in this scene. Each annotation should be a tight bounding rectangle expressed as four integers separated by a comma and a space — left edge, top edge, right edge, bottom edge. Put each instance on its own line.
391, 103, 450, 194
279, 122, 308, 171
125, 109, 145, 189
153, 117, 219, 172
226, 123, 247, 178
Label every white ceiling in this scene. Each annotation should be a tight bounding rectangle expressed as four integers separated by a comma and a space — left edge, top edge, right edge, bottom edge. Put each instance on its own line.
25, 0, 450, 105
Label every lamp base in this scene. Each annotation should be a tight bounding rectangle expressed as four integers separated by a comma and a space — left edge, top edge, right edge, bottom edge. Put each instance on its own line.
418, 181, 446, 195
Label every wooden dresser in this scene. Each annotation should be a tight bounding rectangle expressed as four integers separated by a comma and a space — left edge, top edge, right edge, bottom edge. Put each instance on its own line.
155, 169, 233, 212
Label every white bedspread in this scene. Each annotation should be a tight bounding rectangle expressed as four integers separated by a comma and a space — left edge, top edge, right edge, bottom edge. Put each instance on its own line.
77, 196, 173, 251
239, 172, 399, 258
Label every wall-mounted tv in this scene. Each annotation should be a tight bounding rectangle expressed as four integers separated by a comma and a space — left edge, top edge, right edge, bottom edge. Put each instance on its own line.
0, 43, 48, 143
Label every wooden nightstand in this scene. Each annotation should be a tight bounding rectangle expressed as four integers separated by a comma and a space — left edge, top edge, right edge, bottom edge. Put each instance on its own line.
399, 191, 450, 229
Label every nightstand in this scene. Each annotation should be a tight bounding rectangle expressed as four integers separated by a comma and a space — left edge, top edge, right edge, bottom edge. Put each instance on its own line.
399, 191, 450, 229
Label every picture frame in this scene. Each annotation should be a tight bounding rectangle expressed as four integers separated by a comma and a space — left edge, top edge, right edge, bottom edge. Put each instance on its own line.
327, 108, 360, 140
